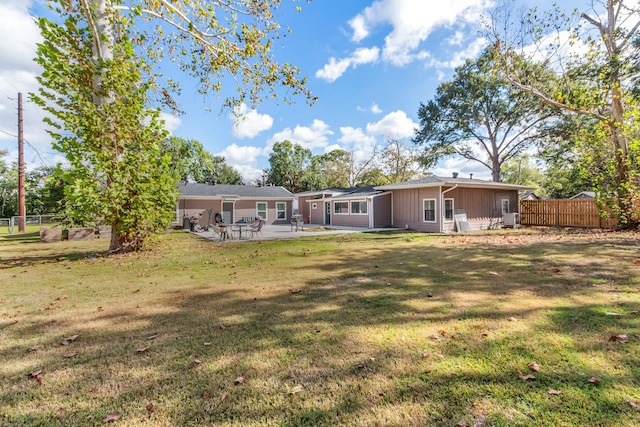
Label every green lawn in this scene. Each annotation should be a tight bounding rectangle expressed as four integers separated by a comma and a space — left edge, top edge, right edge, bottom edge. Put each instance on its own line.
1, 229, 639, 426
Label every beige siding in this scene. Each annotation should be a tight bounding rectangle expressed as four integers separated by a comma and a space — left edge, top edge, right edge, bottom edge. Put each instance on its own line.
391, 187, 519, 233
373, 193, 392, 228
177, 199, 292, 226
332, 210, 370, 227
308, 200, 324, 225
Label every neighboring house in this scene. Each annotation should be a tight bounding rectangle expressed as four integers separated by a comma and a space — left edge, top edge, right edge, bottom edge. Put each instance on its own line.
569, 191, 595, 199
376, 174, 535, 232
520, 191, 539, 201
177, 183, 295, 226
298, 186, 392, 228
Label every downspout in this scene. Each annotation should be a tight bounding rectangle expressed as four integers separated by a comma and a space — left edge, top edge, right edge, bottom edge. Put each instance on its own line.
440, 184, 458, 233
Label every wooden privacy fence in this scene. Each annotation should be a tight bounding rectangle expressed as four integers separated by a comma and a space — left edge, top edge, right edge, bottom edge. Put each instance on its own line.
520, 199, 619, 229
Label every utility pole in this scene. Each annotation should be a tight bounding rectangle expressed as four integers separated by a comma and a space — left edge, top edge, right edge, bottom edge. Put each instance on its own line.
18, 93, 25, 232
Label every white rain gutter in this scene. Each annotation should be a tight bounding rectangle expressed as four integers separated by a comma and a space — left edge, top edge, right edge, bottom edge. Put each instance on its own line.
440, 184, 458, 233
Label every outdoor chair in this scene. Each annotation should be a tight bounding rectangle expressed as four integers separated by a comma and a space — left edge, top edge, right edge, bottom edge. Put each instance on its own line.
249, 219, 265, 239
211, 224, 229, 241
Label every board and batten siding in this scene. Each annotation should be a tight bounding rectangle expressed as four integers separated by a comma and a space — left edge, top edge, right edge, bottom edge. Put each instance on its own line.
373, 193, 392, 228
391, 187, 519, 232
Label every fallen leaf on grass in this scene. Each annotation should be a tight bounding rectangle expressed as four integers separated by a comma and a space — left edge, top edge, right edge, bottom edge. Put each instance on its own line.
517, 371, 536, 381
489, 271, 498, 276
29, 371, 44, 384
508, 317, 518, 322
627, 399, 640, 411
288, 289, 302, 294
456, 421, 467, 427
234, 376, 245, 385
147, 334, 159, 340
97, 306, 104, 312
27, 345, 40, 352
102, 412, 120, 423
60, 334, 79, 345
63, 351, 77, 358
203, 342, 212, 346
286, 384, 304, 395
527, 362, 540, 371
219, 324, 226, 330
136, 346, 149, 353
193, 357, 202, 365
632, 259, 640, 265
146, 403, 154, 413
57, 295, 68, 301
588, 377, 601, 385
609, 334, 629, 343
548, 388, 562, 395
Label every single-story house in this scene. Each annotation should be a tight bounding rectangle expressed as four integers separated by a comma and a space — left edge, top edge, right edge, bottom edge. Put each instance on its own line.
569, 191, 595, 199
375, 174, 535, 232
298, 186, 392, 228
177, 183, 296, 226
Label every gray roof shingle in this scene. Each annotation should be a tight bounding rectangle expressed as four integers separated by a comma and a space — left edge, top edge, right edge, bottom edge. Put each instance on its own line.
179, 183, 294, 199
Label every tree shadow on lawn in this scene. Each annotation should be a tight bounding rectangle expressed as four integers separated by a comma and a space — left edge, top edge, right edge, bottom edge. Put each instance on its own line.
2, 234, 639, 425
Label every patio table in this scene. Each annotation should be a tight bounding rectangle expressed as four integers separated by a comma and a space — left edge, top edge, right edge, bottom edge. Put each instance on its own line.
233, 223, 252, 240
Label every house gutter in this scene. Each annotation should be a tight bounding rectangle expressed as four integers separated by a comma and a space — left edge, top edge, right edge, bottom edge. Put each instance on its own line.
440, 184, 458, 233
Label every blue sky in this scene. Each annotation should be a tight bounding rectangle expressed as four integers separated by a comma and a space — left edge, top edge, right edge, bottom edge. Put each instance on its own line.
0, 0, 585, 183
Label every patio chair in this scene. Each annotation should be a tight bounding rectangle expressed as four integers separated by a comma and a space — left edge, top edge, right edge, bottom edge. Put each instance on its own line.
210, 224, 229, 241
249, 219, 265, 239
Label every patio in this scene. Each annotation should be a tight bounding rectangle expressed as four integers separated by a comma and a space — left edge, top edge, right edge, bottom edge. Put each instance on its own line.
192, 223, 391, 242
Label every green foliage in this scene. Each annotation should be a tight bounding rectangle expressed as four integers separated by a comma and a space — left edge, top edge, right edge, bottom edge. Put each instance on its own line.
161, 136, 242, 184
32, 5, 178, 251
499, 154, 543, 188
414, 48, 559, 182
491, 0, 640, 227
267, 140, 313, 192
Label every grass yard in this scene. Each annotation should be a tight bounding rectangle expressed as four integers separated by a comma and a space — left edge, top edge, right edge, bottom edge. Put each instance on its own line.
1, 228, 639, 426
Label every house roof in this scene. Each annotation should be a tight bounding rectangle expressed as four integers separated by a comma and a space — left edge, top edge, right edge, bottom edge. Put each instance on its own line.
569, 191, 595, 199
300, 186, 388, 202
375, 175, 535, 191
178, 183, 294, 199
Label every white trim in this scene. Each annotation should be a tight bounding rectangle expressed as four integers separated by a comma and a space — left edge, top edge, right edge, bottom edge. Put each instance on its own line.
276, 201, 287, 220
350, 200, 368, 215
334, 201, 349, 215
423, 198, 437, 223
377, 180, 534, 191
444, 198, 454, 221
256, 201, 268, 220
501, 199, 510, 214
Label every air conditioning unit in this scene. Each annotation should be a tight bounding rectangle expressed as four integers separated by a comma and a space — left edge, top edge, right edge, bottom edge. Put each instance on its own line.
503, 212, 520, 228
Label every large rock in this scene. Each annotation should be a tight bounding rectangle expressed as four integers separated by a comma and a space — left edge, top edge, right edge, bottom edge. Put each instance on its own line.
68, 227, 95, 241
40, 226, 62, 243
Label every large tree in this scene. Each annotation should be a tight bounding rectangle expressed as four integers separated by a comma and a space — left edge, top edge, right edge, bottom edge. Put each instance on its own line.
267, 140, 313, 193
413, 47, 559, 182
490, 0, 640, 227
161, 137, 242, 185
32, 0, 313, 251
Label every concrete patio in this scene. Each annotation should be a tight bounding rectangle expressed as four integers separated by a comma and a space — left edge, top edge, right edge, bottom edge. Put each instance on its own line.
191, 223, 395, 242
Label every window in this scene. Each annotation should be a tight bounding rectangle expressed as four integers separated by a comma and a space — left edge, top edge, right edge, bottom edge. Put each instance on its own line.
351, 201, 367, 214
501, 199, 510, 214
256, 202, 267, 220
276, 202, 286, 220
334, 202, 349, 214
444, 198, 454, 221
423, 199, 436, 222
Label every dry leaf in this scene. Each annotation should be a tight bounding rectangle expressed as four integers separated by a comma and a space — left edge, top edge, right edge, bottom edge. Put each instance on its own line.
102, 412, 121, 423
27, 345, 40, 352
203, 342, 212, 346
527, 362, 540, 372
220, 392, 228, 402
60, 334, 79, 346
234, 376, 245, 385
63, 351, 77, 358
57, 295, 68, 301
508, 317, 518, 322
422, 352, 431, 359
219, 324, 226, 330
136, 346, 149, 353
288, 289, 302, 294
609, 334, 629, 343
489, 271, 498, 276
457, 421, 467, 427
588, 377, 601, 385
548, 388, 561, 395
147, 334, 159, 340
632, 259, 640, 265
426, 292, 433, 298
627, 399, 640, 411
517, 371, 536, 381
146, 403, 154, 413
29, 370, 44, 385
97, 306, 104, 312
193, 357, 202, 365
287, 384, 304, 394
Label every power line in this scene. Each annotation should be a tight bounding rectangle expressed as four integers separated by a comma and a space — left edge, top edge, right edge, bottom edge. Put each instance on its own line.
0, 128, 18, 138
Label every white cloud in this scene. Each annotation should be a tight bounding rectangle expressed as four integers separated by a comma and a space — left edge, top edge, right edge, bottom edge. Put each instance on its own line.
371, 103, 383, 114
315, 47, 380, 82
338, 126, 376, 145
434, 37, 488, 69
159, 112, 182, 133
231, 103, 273, 139
348, 0, 492, 66
365, 110, 418, 139
0, 2, 42, 73
433, 157, 491, 180
267, 119, 334, 150
216, 143, 265, 183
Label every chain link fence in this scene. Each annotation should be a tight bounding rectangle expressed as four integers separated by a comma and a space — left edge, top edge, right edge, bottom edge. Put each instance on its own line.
0, 215, 59, 234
